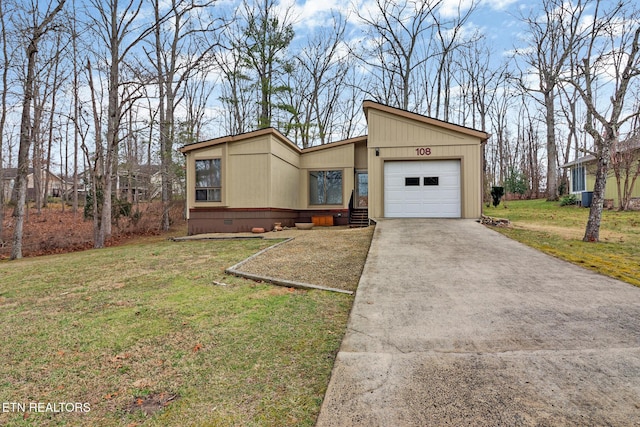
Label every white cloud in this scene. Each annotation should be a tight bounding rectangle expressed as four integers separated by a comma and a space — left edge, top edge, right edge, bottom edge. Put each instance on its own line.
283, 0, 352, 29
440, 0, 518, 18
483, 0, 519, 12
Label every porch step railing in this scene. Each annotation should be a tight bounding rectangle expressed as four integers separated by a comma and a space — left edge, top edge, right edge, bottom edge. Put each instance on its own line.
349, 208, 369, 228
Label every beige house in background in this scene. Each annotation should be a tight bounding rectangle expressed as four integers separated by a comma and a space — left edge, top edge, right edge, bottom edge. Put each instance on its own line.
180, 101, 489, 234
1, 168, 65, 202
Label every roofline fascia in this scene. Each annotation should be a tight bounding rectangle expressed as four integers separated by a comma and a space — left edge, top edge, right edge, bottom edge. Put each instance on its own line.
179, 127, 301, 154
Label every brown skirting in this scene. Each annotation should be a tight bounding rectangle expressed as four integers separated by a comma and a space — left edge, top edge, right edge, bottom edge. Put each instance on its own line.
187, 207, 349, 234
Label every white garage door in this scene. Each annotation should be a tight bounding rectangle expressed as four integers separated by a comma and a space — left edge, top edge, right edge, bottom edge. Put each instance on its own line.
384, 160, 461, 218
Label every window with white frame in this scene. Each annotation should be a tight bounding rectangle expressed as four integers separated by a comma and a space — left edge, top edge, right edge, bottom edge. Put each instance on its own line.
571, 164, 586, 193
309, 170, 343, 205
195, 159, 221, 202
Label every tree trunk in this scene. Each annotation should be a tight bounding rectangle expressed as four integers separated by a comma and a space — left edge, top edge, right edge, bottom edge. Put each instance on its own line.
545, 90, 559, 201
10, 0, 66, 258
0, 0, 8, 242
583, 144, 610, 242
153, 0, 171, 231
11, 37, 39, 260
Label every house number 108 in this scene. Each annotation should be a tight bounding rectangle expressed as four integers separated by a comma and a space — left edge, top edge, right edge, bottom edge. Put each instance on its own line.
415, 147, 431, 156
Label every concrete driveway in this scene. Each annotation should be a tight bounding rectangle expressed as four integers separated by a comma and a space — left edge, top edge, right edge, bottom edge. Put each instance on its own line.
316, 219, 640, 426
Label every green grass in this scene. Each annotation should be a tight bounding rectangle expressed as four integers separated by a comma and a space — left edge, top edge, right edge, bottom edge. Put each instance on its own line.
0, 237, 353, 426
484, 199, 640, 286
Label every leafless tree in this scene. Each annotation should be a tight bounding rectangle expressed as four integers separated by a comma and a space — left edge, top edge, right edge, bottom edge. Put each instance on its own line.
610, 118, 640, 210
285, 13, 351, 147
69, 0, 81, 213
565, 1, 640, 241
216, 14, 254, 136
334, 64, 369, 141
453, 36, 510, 200
10, 0, 66, 260
28, 30, 67, 212
181, 70, 216, 145
429, 0, 477, 122
81, 0, 161, 248
516, 99, 544, 198
488, 80, 518, 187
146, 0, 222, 231
357, 0, 441, 111
0, 0, 10, 243
516, 0, 589, 202
558, 81, 583, 195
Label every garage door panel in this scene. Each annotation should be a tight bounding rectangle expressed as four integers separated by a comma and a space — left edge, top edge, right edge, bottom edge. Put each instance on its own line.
384, 160, 461, 218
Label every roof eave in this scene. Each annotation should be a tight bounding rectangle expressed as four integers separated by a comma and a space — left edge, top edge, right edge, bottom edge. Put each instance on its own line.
179, 128, 301, 154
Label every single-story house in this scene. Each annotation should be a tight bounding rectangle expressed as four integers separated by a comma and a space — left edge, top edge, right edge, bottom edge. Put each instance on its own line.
1, 168, 65, 202
564, 151, 640, 209
180, 101, 489, 234
115, 164, 163, 201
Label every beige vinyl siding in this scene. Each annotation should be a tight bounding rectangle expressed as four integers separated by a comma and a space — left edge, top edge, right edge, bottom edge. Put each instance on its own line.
269, 136, 301, 209
226, 134, 293, 208
228, 153, 270, 207
227, 134, 271, 155
271, 155, 300, 208
226, 135, 270, 207
367, 110, 480, 148
366, 108, 483, 219
270, 135, 300, 168
354, 140, 368, 170
300, 143, 353, 169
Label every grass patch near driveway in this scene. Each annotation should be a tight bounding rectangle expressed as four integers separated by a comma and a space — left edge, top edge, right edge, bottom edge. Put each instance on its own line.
484, 199, 640, 287
236, 226, 375, 293
0, 237, 354, 426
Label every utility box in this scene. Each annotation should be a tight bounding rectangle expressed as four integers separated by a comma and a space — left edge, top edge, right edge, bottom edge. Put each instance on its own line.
582, 191, 593, 208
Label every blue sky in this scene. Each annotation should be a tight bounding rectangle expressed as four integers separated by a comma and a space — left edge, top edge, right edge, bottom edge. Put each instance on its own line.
279, 0, 526, 57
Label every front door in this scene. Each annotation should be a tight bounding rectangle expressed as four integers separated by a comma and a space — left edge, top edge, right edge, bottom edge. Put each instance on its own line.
355, 171, 368, 208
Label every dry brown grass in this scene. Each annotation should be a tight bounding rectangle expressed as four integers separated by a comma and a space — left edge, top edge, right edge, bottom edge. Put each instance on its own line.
235, 226, 375, 293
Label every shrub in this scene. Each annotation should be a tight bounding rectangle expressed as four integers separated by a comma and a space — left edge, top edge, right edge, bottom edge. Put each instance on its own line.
560, 194, 580, 206
505, 168, 528, 196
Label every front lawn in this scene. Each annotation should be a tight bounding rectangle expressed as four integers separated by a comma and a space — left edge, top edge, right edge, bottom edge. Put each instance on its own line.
484, 199, 640, 287
0, 237, 353, 426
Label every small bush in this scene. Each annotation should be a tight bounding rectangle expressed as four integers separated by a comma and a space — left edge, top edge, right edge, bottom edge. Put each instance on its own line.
560, 194, 580, 206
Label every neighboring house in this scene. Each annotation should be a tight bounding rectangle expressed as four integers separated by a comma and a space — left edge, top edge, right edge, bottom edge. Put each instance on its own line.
564, 153, 640, 209
116, 164, 185, 201
180, 100, 489, 234
116, 164, 162, 201
1, 168, 65, 202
